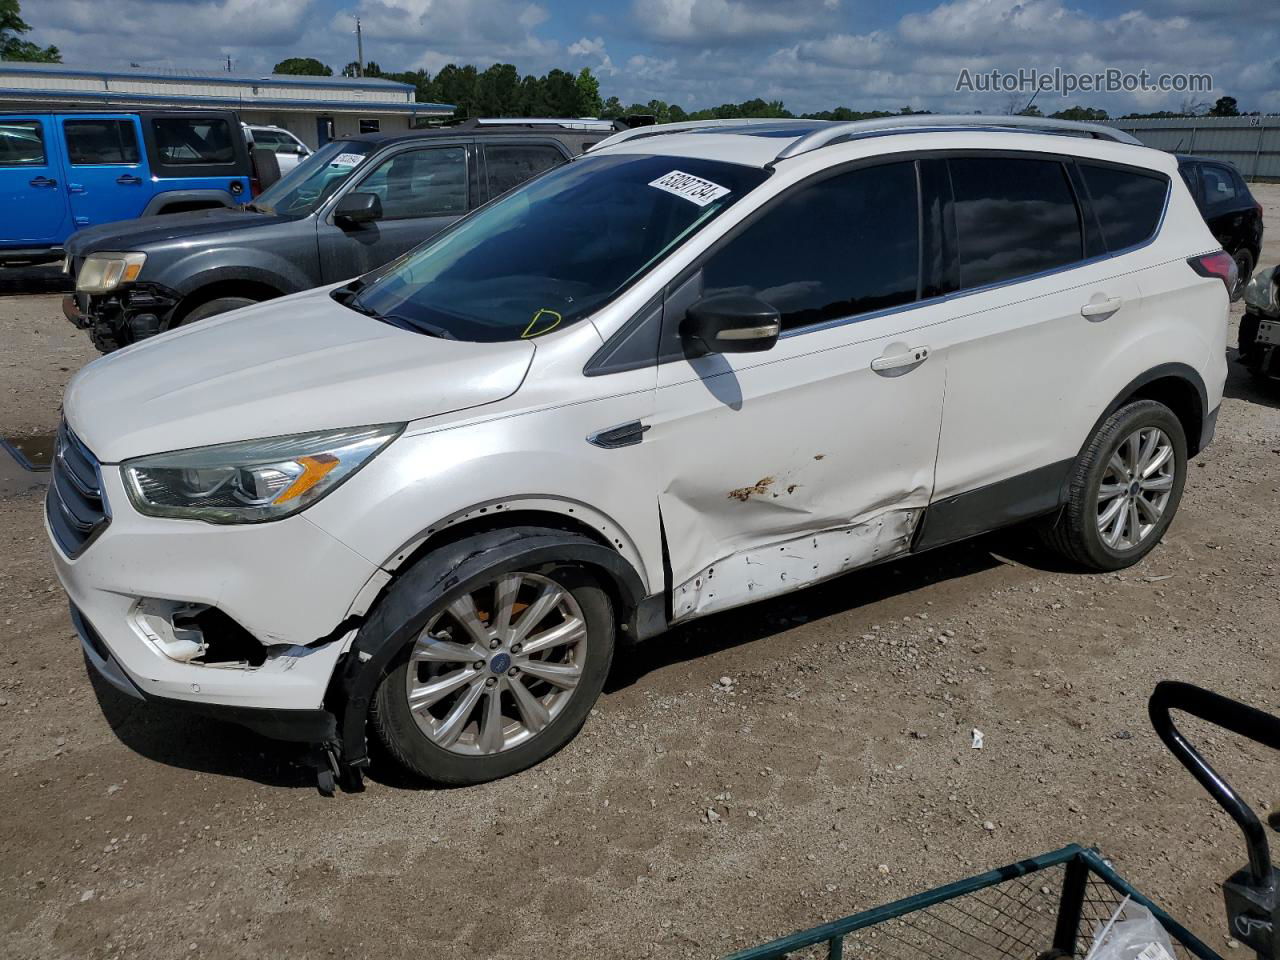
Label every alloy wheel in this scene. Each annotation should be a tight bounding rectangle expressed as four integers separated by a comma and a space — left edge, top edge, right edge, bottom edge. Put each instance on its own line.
404, 572, 587, 756
1095, 426, 1176, 551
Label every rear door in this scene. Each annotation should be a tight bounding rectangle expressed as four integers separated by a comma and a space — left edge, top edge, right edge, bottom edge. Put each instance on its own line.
315, 141, 472, 283
59, 114, 152, 229
922, 153, 1148, 546
480, 140, 568, 202
0, 116, 69, 244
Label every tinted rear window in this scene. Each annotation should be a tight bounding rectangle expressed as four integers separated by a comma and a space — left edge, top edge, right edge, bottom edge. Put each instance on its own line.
950, 157, 1083, 290
1079, 163, 1167, 252
152, 117, 235, 165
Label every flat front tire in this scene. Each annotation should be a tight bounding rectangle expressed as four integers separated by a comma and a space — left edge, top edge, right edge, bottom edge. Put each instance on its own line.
1043, 399, 1187, 571
370, 559, 614, 785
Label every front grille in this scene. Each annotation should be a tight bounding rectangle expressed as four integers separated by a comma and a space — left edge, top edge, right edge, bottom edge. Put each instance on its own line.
46, 421, 109, 557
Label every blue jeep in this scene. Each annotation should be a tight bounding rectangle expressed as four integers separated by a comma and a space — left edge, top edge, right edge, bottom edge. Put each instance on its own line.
0, 110, 253, 266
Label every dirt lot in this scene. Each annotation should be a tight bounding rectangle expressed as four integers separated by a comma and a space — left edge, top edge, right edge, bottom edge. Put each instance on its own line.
1, 186, 1278, 960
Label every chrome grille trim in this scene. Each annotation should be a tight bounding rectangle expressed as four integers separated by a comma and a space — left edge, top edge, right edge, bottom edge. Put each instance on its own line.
46, 421, 109, 558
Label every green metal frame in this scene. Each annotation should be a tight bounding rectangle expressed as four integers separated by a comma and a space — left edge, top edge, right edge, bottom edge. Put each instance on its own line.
724, 845, 1222, 960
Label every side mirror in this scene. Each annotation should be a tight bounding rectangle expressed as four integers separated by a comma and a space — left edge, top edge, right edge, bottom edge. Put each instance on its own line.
334, 191, 382, 225
682, 293, 781, 355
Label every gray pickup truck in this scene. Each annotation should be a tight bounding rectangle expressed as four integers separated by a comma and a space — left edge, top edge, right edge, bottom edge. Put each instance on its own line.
62, 120, 618, 351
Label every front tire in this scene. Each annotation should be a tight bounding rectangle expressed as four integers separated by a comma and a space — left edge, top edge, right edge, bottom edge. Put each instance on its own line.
1043, 400, 1187, 571
370, 560, 614, 785
175, 296, 258, 328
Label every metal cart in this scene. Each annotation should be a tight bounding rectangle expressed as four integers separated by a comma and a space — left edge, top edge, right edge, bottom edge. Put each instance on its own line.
726, 682, 1279, 960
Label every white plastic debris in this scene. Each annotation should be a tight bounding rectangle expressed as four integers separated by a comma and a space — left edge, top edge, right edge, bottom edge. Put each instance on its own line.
971, 728, 985, 749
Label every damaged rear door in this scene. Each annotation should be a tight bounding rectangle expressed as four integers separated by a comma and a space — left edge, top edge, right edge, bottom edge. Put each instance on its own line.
649, 159, 950, 621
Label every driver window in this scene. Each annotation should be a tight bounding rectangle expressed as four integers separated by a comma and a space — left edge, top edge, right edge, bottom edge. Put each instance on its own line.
355, 146, 468, 221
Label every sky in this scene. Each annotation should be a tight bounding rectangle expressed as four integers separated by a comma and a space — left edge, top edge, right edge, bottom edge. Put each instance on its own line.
18, 0, 1280, 116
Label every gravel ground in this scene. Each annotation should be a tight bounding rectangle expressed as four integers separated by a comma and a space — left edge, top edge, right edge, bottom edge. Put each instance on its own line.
0, 185, 1277, 960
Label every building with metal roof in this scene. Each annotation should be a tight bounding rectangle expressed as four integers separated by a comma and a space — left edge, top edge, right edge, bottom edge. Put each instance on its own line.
0, 62, 454, 149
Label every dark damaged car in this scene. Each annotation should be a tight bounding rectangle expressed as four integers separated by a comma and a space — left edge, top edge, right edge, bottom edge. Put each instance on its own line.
61, 121, 616, 351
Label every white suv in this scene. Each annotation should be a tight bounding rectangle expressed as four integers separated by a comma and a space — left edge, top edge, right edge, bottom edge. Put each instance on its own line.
242, 123, 311, 172
49, 116, 1231, 789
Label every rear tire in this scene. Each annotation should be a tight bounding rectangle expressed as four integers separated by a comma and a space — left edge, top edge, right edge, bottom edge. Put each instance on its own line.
175, 296, 257, 328
1042, 400, 1187, 571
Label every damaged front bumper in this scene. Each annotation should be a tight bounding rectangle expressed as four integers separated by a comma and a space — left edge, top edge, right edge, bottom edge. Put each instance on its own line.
73, 604, 337, 744
47, 456, 385, 785
62, 282, 181, 353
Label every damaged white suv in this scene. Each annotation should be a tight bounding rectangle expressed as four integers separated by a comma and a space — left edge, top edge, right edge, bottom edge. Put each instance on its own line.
49, 115, 1231, 789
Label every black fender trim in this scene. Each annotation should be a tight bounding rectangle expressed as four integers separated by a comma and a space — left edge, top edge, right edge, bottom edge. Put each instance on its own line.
1086, 362, 1209, 457
141, 189, 236, 216
331, 527, 648, 770
171, 264, 296, 300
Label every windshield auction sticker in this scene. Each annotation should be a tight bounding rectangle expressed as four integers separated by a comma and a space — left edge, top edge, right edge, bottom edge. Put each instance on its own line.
331, 153, 365, 167
649, 170, 730, 207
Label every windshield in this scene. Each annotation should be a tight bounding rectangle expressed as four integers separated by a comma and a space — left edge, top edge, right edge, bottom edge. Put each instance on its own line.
343, 154, 769, 342
252, 140, 373, 216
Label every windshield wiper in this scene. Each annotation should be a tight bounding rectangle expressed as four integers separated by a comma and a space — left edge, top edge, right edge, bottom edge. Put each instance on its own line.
245, 201, 273, 214
379, 314, 458, 340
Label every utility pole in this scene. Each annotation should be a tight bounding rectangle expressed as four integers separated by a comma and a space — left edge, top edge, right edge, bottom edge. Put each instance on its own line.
225, 55, 233, 73
355, 17, 364, 78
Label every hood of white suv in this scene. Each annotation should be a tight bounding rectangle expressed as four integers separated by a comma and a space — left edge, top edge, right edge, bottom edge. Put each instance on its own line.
64, 286, 535, 463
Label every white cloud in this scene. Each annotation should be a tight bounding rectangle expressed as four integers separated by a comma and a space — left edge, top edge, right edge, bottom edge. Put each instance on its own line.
34, 0, 315, 68
632, 0, 839, 44
568, 35, 617, 74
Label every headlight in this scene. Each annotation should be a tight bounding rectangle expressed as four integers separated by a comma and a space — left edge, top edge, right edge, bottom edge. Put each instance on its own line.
122, 424, 402, 524
76, 252, 147, 294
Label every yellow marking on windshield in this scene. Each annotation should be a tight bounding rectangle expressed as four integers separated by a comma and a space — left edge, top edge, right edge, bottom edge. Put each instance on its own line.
522, 308, 563, 339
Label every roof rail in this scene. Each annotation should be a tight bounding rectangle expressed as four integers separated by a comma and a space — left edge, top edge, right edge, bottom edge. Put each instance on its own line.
468, 117, 621, 132
773, 114, 1142, 160
587, 117, 814, 153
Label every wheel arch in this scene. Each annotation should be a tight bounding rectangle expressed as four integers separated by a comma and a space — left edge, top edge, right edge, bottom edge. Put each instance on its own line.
141, 189, 236, 216
168, 265, 295, 324
331, 522, 651, 770
1085, 363, 1209, 459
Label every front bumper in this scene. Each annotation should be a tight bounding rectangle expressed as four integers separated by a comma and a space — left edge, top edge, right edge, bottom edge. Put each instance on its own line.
74, 605, 336, 743
47, 456, 381, 715
62, 283, 181, 352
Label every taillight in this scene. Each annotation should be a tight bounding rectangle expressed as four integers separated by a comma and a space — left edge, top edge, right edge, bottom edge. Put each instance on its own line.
249, 177, 261, 198
1187, 251, 1237, 292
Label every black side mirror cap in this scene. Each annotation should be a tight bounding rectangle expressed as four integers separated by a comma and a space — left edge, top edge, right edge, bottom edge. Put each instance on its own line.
335, 192, 382, 225
682, 293, 781, 355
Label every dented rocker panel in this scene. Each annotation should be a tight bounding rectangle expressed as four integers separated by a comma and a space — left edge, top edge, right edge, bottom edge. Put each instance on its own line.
672, 507, 921, 621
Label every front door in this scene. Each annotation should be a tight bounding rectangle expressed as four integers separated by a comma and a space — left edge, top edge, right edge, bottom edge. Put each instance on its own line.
59, 114, 152, 229
0, 116, 68, 244
647, 160, 947, 621
316, 142, 471, 283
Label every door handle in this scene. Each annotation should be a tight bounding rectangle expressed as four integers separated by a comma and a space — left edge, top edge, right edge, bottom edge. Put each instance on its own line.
29, 176, 57, 188
1080, 296, 1123, 319
116, 174, 142, 185
871, 346, 929, 376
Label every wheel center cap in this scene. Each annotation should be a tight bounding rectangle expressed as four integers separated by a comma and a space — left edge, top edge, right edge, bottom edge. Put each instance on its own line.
1128, 480, 1141, 496
490, 652, 512, 674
